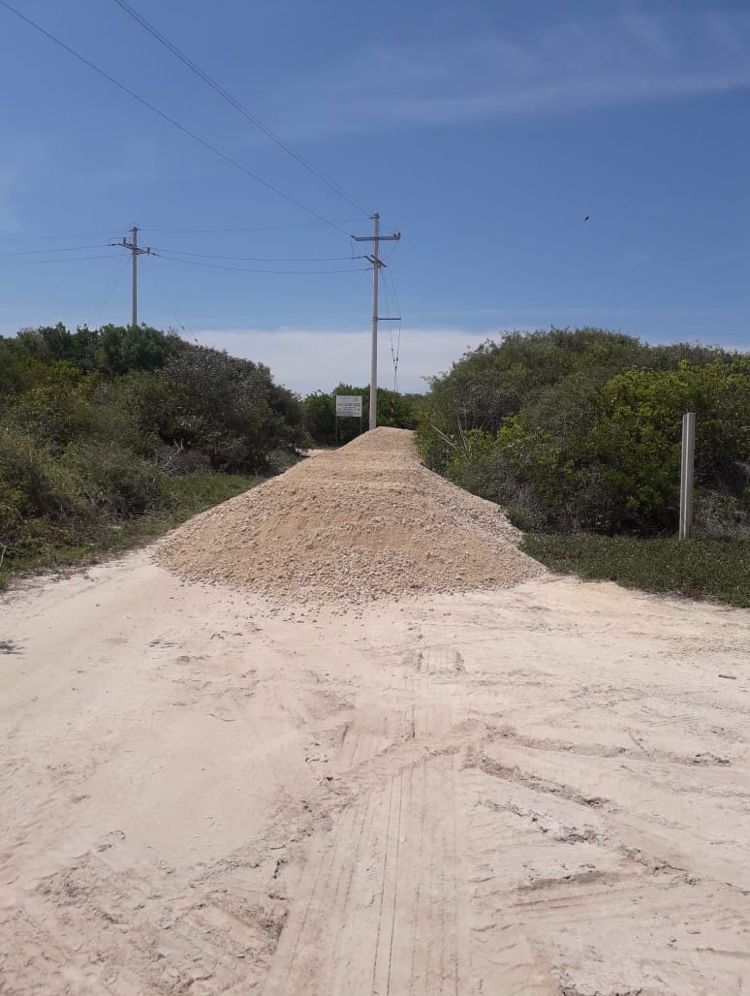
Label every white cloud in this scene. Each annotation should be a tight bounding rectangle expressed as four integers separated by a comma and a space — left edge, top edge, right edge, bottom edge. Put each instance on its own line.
272, 8, 750, 135
188, 327, 499, 394
186, 321, 750, 396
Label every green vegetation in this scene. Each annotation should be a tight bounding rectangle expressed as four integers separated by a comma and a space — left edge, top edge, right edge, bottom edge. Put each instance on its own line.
417, 328, 750, 537
303, 384, 424, 445
5, 321, 748, 608
417, 328, 750, 605
0, 323, 306, 586
522, 534, 750, 608
0, 471, 260, 590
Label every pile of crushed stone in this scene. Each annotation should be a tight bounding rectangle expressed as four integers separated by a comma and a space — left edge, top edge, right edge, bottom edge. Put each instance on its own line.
157, 428, 545, 602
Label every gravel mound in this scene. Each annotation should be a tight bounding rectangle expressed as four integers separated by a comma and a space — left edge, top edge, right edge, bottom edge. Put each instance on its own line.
157, 428, 545, 601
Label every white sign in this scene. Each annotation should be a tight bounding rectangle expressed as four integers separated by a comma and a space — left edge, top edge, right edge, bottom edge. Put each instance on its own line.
336, 394, 363, 417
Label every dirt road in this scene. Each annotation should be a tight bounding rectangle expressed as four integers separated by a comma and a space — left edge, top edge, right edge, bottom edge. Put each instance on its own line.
2, 544, 749, 994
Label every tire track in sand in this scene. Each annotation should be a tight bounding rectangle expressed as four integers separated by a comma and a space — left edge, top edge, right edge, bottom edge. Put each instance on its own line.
262, 679, 473, 996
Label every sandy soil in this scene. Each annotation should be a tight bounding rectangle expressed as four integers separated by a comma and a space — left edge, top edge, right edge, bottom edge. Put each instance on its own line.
2, 547, 749, 994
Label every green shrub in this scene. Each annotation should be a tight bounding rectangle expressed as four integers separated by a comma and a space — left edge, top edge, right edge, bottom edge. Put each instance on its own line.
0, 323, 306, 582
417, 330, 750, 537
61, 441, 168, 518
303, 391, 337, 444
0, 427, 84, 523
5, 367, 95, 449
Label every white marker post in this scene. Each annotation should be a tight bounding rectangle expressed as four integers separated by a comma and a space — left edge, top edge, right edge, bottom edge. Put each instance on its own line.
679, 412, 696, 540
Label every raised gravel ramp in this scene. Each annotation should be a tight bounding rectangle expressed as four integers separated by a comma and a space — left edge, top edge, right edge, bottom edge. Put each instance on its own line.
157, 427, 544, 601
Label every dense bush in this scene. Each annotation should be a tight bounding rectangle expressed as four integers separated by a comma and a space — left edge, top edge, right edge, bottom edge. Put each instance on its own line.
416, 329, 750, 536
0, 323, 306, 577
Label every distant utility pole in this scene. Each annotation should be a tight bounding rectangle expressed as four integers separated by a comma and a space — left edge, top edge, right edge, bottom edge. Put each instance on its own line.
679, 412, 696, 540
111, 226, 154, 328
352, 213, 401, 430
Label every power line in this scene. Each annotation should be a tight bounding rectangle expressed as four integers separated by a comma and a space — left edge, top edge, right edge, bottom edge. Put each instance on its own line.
141, 219, 361, 234
0, 229, 122, 242
381, 268, 402, 392
0, 254, 122, 265
111, 0, 371, 218
0, 220, 360, 240
0, 241, 363, 264
158, 254, 369, 274
382, 237, 401, 262
159, 247, 361, 262
0, 0, 352, 236
0, 243, 369, 275
161, 290, 192, 335
0, 244, 110, 257
87, 254, 131, 328
381, 266, 402, 318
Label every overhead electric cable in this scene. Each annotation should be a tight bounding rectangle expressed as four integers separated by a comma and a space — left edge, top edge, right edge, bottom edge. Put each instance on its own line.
381, 268, 402, 392
0, 244, 110, 257
0, 229, 122, 242
141, 219, 361, 234
157, 254, 369, 274
382, 266, 402, 317
0, 0, 352, 235
159, 247, 362, 262
111, 0, 371, 217
161, 290, 192, 335
0, 254, 122, 265
87, 254, 131, 328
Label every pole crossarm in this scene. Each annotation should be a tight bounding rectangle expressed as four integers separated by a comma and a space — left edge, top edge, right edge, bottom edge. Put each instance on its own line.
111, 239, 154, 256
351, 233, 401, 243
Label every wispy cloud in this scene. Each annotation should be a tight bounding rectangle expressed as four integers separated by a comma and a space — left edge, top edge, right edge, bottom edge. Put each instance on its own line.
273, 7, 750, 135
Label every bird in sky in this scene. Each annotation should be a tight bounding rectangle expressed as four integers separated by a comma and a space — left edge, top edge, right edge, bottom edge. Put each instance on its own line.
584, 215, 590, 221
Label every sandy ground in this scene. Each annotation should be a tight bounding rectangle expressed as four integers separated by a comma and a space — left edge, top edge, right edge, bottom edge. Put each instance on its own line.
2, 550, 750, 994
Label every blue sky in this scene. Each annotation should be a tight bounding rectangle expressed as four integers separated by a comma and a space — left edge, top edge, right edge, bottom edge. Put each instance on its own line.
1, 0, 748, 392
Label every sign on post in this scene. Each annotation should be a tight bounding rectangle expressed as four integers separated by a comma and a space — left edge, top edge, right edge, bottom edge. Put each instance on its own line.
335, 394, 363, 443
336, 395, 363, 417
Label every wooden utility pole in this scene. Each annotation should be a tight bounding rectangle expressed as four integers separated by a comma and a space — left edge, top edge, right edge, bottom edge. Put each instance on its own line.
352, 213, 401, 430
679, 412, 696, 540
